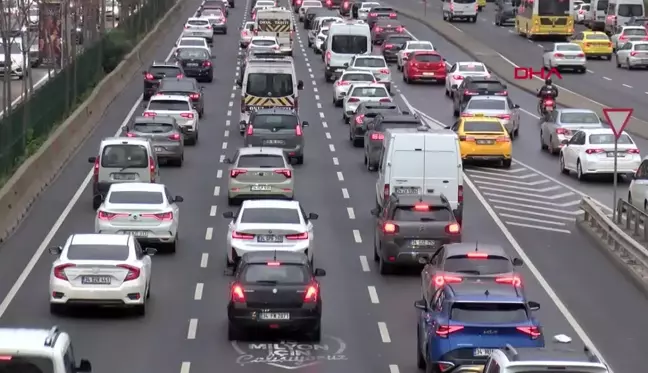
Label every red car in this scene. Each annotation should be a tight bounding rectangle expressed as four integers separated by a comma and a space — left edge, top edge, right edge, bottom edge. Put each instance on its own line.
402, 51, 447, 84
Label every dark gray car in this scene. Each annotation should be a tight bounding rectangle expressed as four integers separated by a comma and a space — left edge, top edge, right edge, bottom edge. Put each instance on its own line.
494, 0, 517, 26
156, 77, 205, 117
364, 114, 421, 170
121, 116, 185, 166
243, 108, 309, 164
349, 102, 405, 147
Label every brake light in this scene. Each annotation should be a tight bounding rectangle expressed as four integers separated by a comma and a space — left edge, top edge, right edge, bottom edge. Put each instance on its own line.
496, 136, 510, 143
206, 25, 212, 29
232, 231, 254, 239
304, 284, 318, 302
389, 12, 397, 17
375, 26, 383, 32
585, 148, 605, 154
459, 135, 475, 142
190, 93, 200, 100
53, 263, 76, 280
555, 128, 570, 135
125, 132, 137, 138
384, 44, 394, 49
460, 113, 473, 118
379, 68, 390, 74
544, 99, 554, 106
369, 12, 377, 16
576, 53, 585, 57
436, 325, 464, 337
619, 35, 628, 40
118, 264, 141, 281
453, 75, 464, 80
396, 26, 404, 32
495, 91, 508, 96
458, 185, 463, 203
384, 184, 389, 200
554, 53, 564, 58
344, 1, 349, 8
275, 169, 292, 178
145, 73, 154, 80
355, 114, 365, 124
627, 148, 640, 154
382, 222, 398, 234
450, 4, 454, 10
177, 74, 184, 78
348, 97, 360, 102
168, 133, 181, 141
246, 125, 254, 135
516, 326, 541, 339
496, 276, 522, 287
98, 211, 128, 220
143, 111, 156, 117
326, 0, 331, 4
379, 98, 392, 103
267, 261, 281, 266
93, 156, 100, 182
295, 125, 303, 136
203, 60, 212, 67
464, 90, 477, 95
149, 156, 156, 182
326, 51, 331, 64
370, 133, 385, 141
184, 25, 189, 29
180, 112, 194, 119
286, 232, 308, 240
141, 212, 173, 221
242, 30, 248, 36
630, 51, 638, 56
231, 284, 246, 302
337, 80, 350, 86
496, 114, 511, 120
413, 203, 429, 211
433, 275, 463, 287
445, 223, 461, 235
230, 169, 247, 178
578, 9, 583, 13
585, 43, 591, 47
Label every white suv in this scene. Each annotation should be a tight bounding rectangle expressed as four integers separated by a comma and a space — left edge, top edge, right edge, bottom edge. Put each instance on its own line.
0, 326, 92, 373
485, 344, 609, 373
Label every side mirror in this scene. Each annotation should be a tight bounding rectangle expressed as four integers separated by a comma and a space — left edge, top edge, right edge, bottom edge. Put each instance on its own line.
210, 55, 215, 60
370, 207, 380, 216
443, 57, 447, 61
402, 110, 410, 115
236, 78, 242, 87
76, 359, 92, 373
414, 299, 427, 310
302, 121, 310, 127
144, 247, 158, 256
343, 62, 349, 67
88, 156, 97, 163
632, 172, 638, 180
513, 104, 520, 109
512, 257, 524, 266
307, 212, 319, 220
141, 70, 147, 75
527, 301, 541, 311
223, 157, 233, 164
503, 83, 508, 88
561, 139, 569, 145
48, 246, 62, 255
222, 211, 235, 219
314, 268, 326, 276
297, 80, 304, 90
174, 195, 184, 203
121, 126, 128, 132
340, 91, 347, 96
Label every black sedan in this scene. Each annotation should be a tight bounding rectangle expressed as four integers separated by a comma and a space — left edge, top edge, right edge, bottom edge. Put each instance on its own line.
381, 34, 414, 62
349, 102, 406, 147
371, 19, 406, 45
174, 47, 214, 82
156, 77, 205, 117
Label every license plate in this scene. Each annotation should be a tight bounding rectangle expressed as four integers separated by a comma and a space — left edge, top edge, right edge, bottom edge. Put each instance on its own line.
187, 63, 199, 66
455, 11, 463, 14
257, 234, 283, 243
251, 185, 271, 191
155, 146, 164, 152
395, 186, 420, 194
410, 240, 436, 246
192, 32, 202, 36
474, 348, 494, 357
112, 173, 136, 180
260, 312, 290, 320
263, 139, 286, 145
81, 275, 111, 285
123, 230, 149, 237
423, 72, 435, 76
477, 139, 495, 145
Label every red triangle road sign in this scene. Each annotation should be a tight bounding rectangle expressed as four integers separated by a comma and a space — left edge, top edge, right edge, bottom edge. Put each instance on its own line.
602, 108, 633, 140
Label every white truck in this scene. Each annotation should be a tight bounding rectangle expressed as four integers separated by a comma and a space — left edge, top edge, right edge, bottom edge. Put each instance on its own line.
254, 7, 295, 55
0, 41, 26, 79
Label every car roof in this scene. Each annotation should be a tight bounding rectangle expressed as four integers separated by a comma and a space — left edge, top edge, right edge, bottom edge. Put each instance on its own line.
237, 147, 285, 156
362, 102, 399, 110
443, 242, 508, 257
108, 182, 165, 193
187, 17, 209, 21
70, 233, 129, 246
457, 61, 485, 66
241, 199, 301, 209
342, 69, 374, 75
241, 251, 309, 265
446, 282, 524, 301
251, 35, 278, 40
150, 94, 191, 102
0, 328, 66, 352
101, 137, 150, 146
159, 77, 197, 87
254, 107, 297, 115
133, 116, 176, 124
581, 128, 626, 135
622, 25, 646, 30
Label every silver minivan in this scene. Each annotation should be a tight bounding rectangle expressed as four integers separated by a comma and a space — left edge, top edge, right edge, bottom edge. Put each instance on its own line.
442, 0, 478, 22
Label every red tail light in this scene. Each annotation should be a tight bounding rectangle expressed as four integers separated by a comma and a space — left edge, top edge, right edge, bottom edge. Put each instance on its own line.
180, 112, 194, 119
230, 169, 247, 178
93, 156, 100, 183
384, 184, 389, 200
98, 211, 128, 220
382, 222, 398, 234
576, 53, 585, 57
326, 51, 331, 64
585, 148, 605, 154
379, 68, 390, 74
190, 93, 200, 100
384, 44, 394, 49
379, 98, 392, 103
413, 203, 429, 211
375, 26, 383, 32
461, 113, 474, 118
555, 128, 570, 135
125, 132, 136, 138
433, 275, 463, 287
496, 114, 511, 120
143, 112, 156, 117
544, 99, 554, 106
246, 125, 254, 135
459, 135, 475, 142
553, 53, 564, 58
630, 51, 638, 56
627, 148, 640, 154
396, 26, 404, 32
275, 169, 292, 178
168, 133, 181, 141
336, 80, 350, 86
145, 73, 154, 80
619, 35, 628, 40
458, 185, 463, 203
516, 326, 541, 339
326, 0, 331, 4
495, 91, 508, 96
304, 283, 319, 302
348, 97, 360, 102
436, 325, 464, 338
242, 30, 248, 36
389, 12, 397, 17
141, 212, 173, 221
295, 125, 303, 136
184, 25, 189, 29
578, 9, 583, 13
232, 231, 254, 239
445, 223, 461, 235
496, 136, 510, 143
203, 60, 212, 67
53, 263, 76, 281
355, 114, 366, 124
370, 133, 384, 141
177, 74, 184, 78
206, 25, 212, 29
608, 42, 612, 48
496, 276, 522, 287
118, 264, 141, 281
231, 283, 246, 302
464, 90, 478, 95
453, 75, 464, 80
343, 1, 349, 8
149, 156, 156, 182
286, 232, 308, 240
369, 12, 377, 16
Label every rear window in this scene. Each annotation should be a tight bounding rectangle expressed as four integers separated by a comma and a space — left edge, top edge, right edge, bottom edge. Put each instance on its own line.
240, 207, 301, 224
203, 9, 223, 16
149, 66, 181, 76
342, 73, 375, 82
589, 133, 633, 144
354, 58, 386, 68
159, 80, 196, 92
179, 39, 205, 46
450, 303, 529, 323
331, 35, 368, 54
386, 36, 413, 44
393, 206, 451, 221
453, 0, 476, 3
585, 33, 608, 40
372, 7, 394, 11
188, 19, 209, 25
67, 244, 130, 261
0, 356, 54, 373
237, 154, 286, 168
625, 28, 647, 36
618, 4, 643, 17
596, 0, 608, 10
635, 43, 648, 50
133, 122, 175, 133
462, 121, 504, 132
178, 49, 209, 59
252, 39, 277, 46
458, 63, 486, 72
556, 44, 582, 51
408, 42, 433, 50
351, 86, 388, 97
413, 54, 442, 62
468, 81, 506, 91
444, 255, 513, 274
559, 112, 600, 124
252, 114, 298, 129
466, 99, 506, 110
241, 263, 309, 284
377, 120, 421, 131
108, 191, 164, 204
148, 100, 191, 111
101, 145, 149, 168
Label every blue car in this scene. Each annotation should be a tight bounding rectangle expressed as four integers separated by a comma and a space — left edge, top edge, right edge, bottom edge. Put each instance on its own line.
415, 281, 544, 373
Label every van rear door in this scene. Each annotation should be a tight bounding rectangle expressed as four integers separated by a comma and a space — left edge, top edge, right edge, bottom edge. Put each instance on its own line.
389, 134, 426, 196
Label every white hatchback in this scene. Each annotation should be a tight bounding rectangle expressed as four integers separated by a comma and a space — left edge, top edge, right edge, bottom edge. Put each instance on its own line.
342, 83, 392, 123
445, 61, 490, 97
182, 17, 214, 43
332, 69, 376, 106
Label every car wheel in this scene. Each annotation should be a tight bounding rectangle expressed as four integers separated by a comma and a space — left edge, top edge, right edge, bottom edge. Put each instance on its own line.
577, 160, 586, 181
308, 39, 312, 47
378, 249, 393, 275
92, 195, 102, 210
49, 303, 65, 315
295, 156, 304, 165
417, 329, 426, 369
502, 159, 512, 169
228, 197, 238, 206
616, 56, 621, 68
628, 59, 634, 70
134, 299, 146, 316
559, 155, 569, 174
308, 321, 322, 342
352, 138, 363, 147
445, 87, 450, 96
228, 322, 243, 341
168, 235, 177, 253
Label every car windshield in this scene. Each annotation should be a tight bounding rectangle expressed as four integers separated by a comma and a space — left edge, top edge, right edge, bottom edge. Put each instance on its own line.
240, 207, 301, 224
444, 255, 513, 274
351, 87, 388, 97
188, 19, 209, 26
252, 114, 298, 129
618, 4, 643, 17
556, 44, 582, 51
133, 122, 175, 133
342, 73, 374, 81
0, 356, 54, 373
462, 121, 504, 132
458, 63, 486, 72
413, 54, 442, 62
101, 145, 148, 168
178, 49, 209, 59
589, 133, 633, 144
597, 0, 608, 10
559, 112, 600, 124
354, 58, 387, 68
331, 35, 368, 54
241, 263, 309, 284
148, 100, 191, 111
237, 154, 286, 168
450, 303, 529, 323
180, 39, 205, 46
246, 73, 294, 97
466, 99, 506, 110
108, 191, 164, 204
393, 206, 451, 221
150, 66, 181, 77
67, 244, 130, 260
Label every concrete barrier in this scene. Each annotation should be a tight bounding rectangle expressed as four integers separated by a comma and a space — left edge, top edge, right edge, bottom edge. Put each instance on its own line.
393, 7, 648, 139
0, 0, 186, 243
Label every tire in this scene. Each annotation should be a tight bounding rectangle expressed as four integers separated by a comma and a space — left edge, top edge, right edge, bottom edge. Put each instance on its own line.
223, 29, 228, 35
308, 39, 312, 47
616, 56, 621, 68
134, 300, 146, 316
540, 132, 548, 150
49, 303, 65, 315
206, 75, 213, 82
378, 251, 393, 275
576, 160, 586, 181
228, 197, 238, 206
559, 155, 569, 174
167, 236, 177, 253
92, 196, 102, 210
308, 321, 322, 342
228, 322, 242, 340
352, 137, 363, 147
170, 155, 184, 167
471, 16, 477, 22
295, 156, 304, 165
502, 159, 512, 169
417, 329, 426, 369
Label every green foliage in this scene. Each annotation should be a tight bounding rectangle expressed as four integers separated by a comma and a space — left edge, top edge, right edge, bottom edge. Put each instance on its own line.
102, 29, 133, 74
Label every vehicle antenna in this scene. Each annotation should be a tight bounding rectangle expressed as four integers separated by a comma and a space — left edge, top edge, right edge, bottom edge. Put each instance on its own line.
475, 241, 478, 251
273, 249, 277, 261
484, 290, 490, 297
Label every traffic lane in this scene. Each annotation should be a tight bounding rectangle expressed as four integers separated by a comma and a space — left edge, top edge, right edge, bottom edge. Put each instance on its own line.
392, 0, 648, 122
0, 69, 49, 113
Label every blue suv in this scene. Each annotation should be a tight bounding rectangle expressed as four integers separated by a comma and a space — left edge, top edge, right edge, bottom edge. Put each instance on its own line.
414, 281, 544, 373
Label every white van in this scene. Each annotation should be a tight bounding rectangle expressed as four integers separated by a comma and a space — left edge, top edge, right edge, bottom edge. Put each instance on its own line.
375, 126, 464, 222
605, 0, 645, 33
587, 0, 609, 31
324, 21, 371, 82
442, 0, 478, 23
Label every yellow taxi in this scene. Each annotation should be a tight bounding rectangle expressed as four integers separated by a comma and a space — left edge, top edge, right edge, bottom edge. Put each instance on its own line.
571, 31, 613, 60
453, 114, 512, 168
477, 0, 486, 10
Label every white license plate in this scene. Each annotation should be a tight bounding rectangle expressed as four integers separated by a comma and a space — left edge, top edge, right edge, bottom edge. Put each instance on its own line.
123, 231, 149, 237
192, 32, 202, 36
423, 72, 435, 76
81, 275, 111, 285
260, 312, 290, 320
187, 63, 199, 66
607, 152, 625, 157
251, 185, 271, 191
155, 147, 164, 152
474, 348, 494, 357
112, 173, 136, 180
454, 11, 463, 14
395, 187, 420, 194
411, 240, 436, 246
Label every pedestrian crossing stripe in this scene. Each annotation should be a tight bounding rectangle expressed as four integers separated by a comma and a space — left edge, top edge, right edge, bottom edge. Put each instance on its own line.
243, 95, 295, 108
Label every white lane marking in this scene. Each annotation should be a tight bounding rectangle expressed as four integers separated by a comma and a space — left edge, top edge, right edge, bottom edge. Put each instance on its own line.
205, 227, 213, 240
200, 253, 209, 268
623, 84, 633, 88
337, 171, 344, 181
187, 319, 198, 339
225, 119, 231, 126
227, 110, 232, 116
506, 221, 572, 233
194, 283, 204, 300
228, 101, 233, 107
210, 205, 218, 216
230, 92, 235, 99
315, 94, 320, 100
217, 170, 223, 178
587, 69, 594, 73
219, 154, 225, 163
378, 322, 391, 343
389, 365, 400, 373
368, 286, 379, 303
213, 186, 220, 196
329, 144, 336, 152
359, 255, 370, 272
322, 121, 328, 128
495, 206, 575, 221
332, 157, 339, 165
342, 188, 349, 199
224, 130, 230, 137
325, 132, 331, 139
602, 76, 612, 81
317, 102, 322, 108
180, 362, 191, 373
347, 207, 355, 219
319, 112, 325, 118
500, 213, 567, 226
353, 229, 362, 243
222, 142, 228, 150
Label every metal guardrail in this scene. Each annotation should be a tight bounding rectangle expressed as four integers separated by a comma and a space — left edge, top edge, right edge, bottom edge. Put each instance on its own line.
615, 199, 648, 241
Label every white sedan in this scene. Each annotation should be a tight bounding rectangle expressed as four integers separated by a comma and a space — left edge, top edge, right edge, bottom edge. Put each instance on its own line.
357, 1, 379, 20
342, 83, 392, 123
222, 199, 319, 267
95, 183, 183, 252
332, 69, 376, 106
542, 42, 586, 73
445, 61, 490, 97
396, 40, 435, 70
48, 234, 155, 315
248, 35, 280, 51
176, 37, 212, 57
182, 17, 214, 43
559, 128, 641, 181
615, 41, 648, 69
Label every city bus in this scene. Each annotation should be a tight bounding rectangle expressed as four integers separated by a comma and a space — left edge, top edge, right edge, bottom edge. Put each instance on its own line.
516, 0, 575, 39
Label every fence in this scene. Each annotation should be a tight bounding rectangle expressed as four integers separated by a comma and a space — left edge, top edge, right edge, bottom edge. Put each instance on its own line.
0, 0, 175, 182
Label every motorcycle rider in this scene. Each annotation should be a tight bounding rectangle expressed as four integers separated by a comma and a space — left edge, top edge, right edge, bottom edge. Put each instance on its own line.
537, 78, 558, 117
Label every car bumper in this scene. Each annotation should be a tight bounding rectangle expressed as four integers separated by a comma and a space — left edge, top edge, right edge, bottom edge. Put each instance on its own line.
228, 182, 294, 199
382, 49, 399, 60
628, 57, 648, 67
584, 51, 612, 57
212, 24, 227, 31
153, 144, 184, 159
0, 65, 24, 77
582, 157, 640, 174
408, 72, 447, 81
380, 237, 461, 265
228, 305, 321, 331
240, 38, 251, 46
94, 224, 177, 243
230, 241, 309, 259
180, 124, 198, 139
462, 153, 512, 162
50, 278, 146, 306
358, 12, 368, 20
183, 67, 213, 78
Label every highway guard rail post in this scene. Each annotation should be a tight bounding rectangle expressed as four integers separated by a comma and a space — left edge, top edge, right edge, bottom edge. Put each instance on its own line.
577, 196, 648, 296
615, 199, 648, 241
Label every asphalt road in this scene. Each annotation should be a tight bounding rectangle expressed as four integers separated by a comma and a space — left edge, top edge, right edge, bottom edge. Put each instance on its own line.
0, 69, 50, 116
393, 0, 648, 123
0, 2, 646, 373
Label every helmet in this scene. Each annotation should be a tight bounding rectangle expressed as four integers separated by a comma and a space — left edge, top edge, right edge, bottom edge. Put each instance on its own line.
545, 78, 552, 85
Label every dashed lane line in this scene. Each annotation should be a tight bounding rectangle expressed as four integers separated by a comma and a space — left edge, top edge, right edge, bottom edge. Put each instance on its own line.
200, 253, 208, 268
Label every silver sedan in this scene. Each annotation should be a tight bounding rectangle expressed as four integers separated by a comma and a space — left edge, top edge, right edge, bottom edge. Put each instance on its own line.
615, 41, 648, 69
542, 42, 587, 73
460, 96, 520, 138
540, 108, 603, 154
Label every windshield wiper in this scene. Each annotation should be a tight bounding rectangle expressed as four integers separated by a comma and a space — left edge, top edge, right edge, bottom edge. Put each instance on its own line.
119, 163, 141, 171
255, 280, 278, 284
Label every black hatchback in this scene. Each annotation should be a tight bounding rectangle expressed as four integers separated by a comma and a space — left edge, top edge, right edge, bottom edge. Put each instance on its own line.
227, 251, 326, 341
244, 108, 309, 164
349, 102, 406, 147
174, 47, 213, 83
382, 34, 414, 62
156, 77, 205, 117
142, 61, 185, 100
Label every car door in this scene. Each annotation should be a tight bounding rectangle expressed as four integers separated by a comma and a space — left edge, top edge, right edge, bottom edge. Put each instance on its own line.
420, 288, 444, 350
134, 239, 152, 282
566, 131, 585, 169
630, 159, 648, 209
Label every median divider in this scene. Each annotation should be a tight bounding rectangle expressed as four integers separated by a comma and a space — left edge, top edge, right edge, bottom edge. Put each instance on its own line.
393, 7, 648, 139
0, 0, 186, 243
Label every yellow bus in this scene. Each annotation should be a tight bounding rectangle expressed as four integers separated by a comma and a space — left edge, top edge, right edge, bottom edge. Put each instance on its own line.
516, 0, 575, 39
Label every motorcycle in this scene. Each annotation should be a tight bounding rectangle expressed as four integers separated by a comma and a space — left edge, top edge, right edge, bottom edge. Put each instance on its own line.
537, 95, 556, 119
